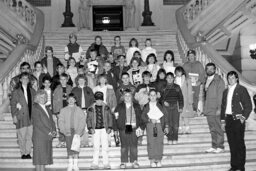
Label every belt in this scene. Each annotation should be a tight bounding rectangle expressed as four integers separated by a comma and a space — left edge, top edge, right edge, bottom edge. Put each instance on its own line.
226, 114, 238, 120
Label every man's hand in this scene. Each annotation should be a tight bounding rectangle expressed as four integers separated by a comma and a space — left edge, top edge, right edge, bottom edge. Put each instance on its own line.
164, 101, 169, 107
216, 110, 221, 116
16, 103, 22, 110
107, 129, 112, 134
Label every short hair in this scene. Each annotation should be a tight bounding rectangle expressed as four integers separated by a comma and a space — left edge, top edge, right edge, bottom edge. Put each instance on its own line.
67, 57, 76, 67
130, 57, 141, 67
45, 46, 53, 53
60, 73, 68, 79
117, 54, 126, 60
34, 90, 47, 104
19, 72, 30, 79
149, 88, 157, 95
42, 75, 52, 83
156, 68, 166, 81
174, 66, 186, 77
129, 38, 139, 47
187, 49, 196, 56
123, 88, 133, 95
75, 74, 87, 86
205, 62, 216, 70
133, 51, 141, 57
57, 63, 64, 68
90, 48, 97, 53
146, 53, 157, 64
227, 71, 239, 83
67, 93, 77, 101
20, 62, 30, 69
69, 33, 77, 41
77, 65, 85, 70
164, 50, 174, 62
96, 74, 108, 85
95, 35, 102, 41
34, 61, 42, 68
114, 35, 121, 40
145, 38, 152, 46
121, 72, 129, 78
142, 71, 151, 78
166, 72, 174, 78
104, 61, 112, 66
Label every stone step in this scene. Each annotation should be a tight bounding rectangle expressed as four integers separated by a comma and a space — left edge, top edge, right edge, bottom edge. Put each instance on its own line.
0, 151, 255, 169
0, 140, 255, 158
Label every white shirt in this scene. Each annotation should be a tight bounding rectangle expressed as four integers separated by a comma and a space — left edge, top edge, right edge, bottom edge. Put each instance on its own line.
44, 89, 52, 106
148, 102, 163, 121
225, 83, 237, 114
141, 47, 157, 62
22, 85, 28, 103
39, 104, 49, 118
205, 75, 215, 91
163, 61, 175, 74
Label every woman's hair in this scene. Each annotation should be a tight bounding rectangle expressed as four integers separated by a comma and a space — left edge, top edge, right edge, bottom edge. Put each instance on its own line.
163, 50, 174, 62
75, 74, 88, 86
146, 53, 157, 65
129, 38, 139, 47
34, 90, 47, 104
69, 33, 77, 42
156, 68, 166, 81
67, 57, 76, 68
96, 74, 108, 85
129, 57, 141, 67
174, 66, 186, 77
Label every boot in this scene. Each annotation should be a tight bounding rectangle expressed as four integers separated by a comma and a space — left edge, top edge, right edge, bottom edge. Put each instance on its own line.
67, 157, 73, 171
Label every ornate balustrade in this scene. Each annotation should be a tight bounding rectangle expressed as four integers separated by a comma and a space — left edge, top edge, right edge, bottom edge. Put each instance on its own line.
183, 0, 215, 23
2, 0, 36, 32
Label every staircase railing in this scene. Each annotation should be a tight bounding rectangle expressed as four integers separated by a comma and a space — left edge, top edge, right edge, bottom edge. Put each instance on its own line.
176, 5, 256, 130
0, 1, 45, 115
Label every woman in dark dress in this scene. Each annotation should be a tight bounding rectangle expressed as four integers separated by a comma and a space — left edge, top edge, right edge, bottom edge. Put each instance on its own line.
32, 90, 56, 171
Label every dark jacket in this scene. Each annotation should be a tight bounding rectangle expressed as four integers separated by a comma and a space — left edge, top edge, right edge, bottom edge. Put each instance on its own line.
141, 102, 169, 130
114, 102, 142, 131
221, 84, 252, 120
41, 56, 61, 76
51, 74, 73, 91
87, 103, 113, 132
32, 103, 56, 165
203, 74, 225, 116
116, 83, 136, 103
86, 43, 109, 59
71, 86, 95, 109
112, 65, 130, 81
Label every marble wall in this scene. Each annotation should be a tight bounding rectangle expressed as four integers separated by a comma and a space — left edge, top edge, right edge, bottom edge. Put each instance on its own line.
38, 0, 181, 32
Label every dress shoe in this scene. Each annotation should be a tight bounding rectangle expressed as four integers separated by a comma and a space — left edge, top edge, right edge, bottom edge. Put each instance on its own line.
26, 154, 32, 159
21, 155, 26, 159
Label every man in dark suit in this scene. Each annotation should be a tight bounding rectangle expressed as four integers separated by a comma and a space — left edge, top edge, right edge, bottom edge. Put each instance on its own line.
221, 71, 252, 171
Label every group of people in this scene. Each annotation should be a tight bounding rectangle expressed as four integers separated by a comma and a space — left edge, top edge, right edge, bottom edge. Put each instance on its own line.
9, 33, 252, 171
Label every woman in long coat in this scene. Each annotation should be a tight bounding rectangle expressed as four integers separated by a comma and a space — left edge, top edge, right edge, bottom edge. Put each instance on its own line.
32, 90, 56, 171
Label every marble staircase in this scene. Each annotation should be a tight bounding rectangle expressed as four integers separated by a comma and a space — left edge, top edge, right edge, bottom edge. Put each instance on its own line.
0, 113, 256, 171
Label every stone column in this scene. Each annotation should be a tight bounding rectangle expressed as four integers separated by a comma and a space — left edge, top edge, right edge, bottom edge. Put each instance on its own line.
62, 0, 75, 27
141, 0, 154, 26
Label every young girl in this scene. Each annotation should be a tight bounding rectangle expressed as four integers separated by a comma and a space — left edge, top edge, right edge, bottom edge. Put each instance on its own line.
64, 33, 83, 63
66, 57, 78, 87
162, 50, 176, 74
141, 38, 157, 63
146, 53, 160, 82
133, 51, 146, 67
154, 69, 167, 93
174, 66, 194, 134
160, 72, 183, 145
110, 35, 125, 61
126, 38, 141, 65
127, 57, 146, 87
141, 89, 168, 168
58, 93, 86, 171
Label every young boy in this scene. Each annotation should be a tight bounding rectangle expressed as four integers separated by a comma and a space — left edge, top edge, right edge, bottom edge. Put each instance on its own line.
160, 72, 184, 145
87, 92, 113, 170
110, 35, 125, 61
53, 73, 72, 148
72, 74, 95, 147
10, 72, 36, 159
103, 61, 118, 91
116, 72, 136, 103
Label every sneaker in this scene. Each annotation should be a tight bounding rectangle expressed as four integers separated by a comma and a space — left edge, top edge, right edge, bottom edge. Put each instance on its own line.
173, 140, 178, 145
150, 162, 157, 168
168, 141, 173, 145
120, 163, 126, 169
214, 148, 224, 153
156, 161, 162, 168
56, 142, 66, 148
90, 163, 98, 170
132, 161, 140, 169
205, 147, 216, 153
